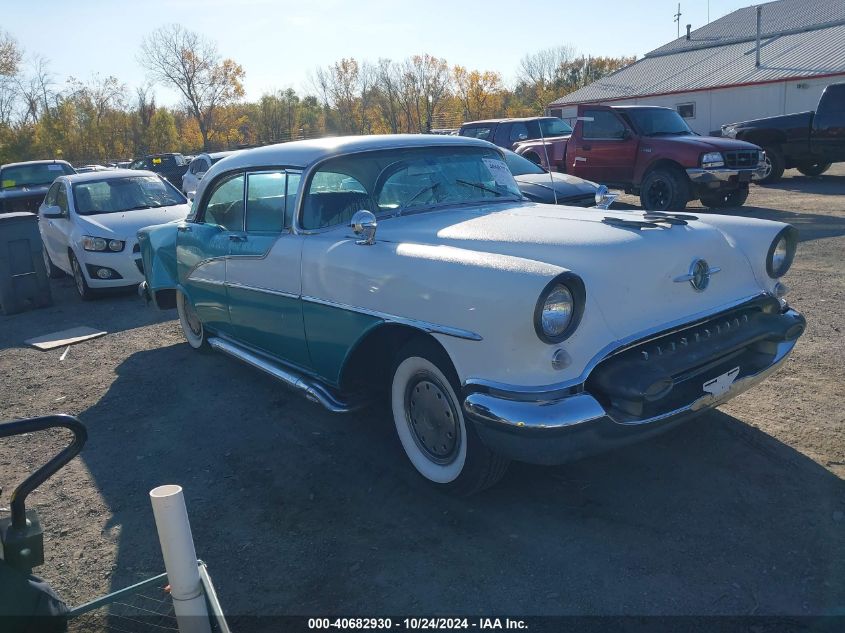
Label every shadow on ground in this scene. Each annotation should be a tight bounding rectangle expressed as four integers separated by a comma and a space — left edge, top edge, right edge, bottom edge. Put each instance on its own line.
76, 343, 845, 618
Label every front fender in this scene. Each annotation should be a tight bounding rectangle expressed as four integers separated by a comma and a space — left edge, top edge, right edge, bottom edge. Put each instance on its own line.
137, 222, 180, 308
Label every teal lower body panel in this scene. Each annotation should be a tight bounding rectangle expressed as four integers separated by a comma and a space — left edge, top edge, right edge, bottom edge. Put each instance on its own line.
302, 301, 383, 386
184, 281, 232, 336
226, 286, 311, 369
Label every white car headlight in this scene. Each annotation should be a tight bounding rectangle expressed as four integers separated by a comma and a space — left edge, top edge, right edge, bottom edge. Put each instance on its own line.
82, 236, 124, 252
767, 227, 797, 278
701, 152, 725, 169
534, 274, 586, 343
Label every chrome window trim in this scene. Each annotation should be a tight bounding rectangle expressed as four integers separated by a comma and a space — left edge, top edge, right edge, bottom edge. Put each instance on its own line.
300, 295, 483, 342
225, 281, 298, 300
464, 292, 770, 395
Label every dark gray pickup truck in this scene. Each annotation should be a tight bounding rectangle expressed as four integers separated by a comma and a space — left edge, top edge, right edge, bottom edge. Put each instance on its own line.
129, 153, 190, 186
722, 83, 845, 183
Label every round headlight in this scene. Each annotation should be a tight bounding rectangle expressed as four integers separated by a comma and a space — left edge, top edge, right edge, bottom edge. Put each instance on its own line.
766, 227, 797, 278
108, 239, 123, 252
534, 274, 586, 344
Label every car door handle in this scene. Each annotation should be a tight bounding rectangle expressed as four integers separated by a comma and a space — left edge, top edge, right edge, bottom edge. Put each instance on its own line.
229, 234, 247, 242
177, 225, 192, 232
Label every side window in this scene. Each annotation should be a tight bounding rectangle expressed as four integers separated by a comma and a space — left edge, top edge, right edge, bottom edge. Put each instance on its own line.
302, 171, 368, 230
463, 126, 492, 140
56, 184, 69, 215
677, 103, 695, 119
246, 172, 286, 233
203, 174, 245, 231
509, 123, 530, 142
44, 182, 59, 206
189, 161, 200, 174
582, 110, 627, 139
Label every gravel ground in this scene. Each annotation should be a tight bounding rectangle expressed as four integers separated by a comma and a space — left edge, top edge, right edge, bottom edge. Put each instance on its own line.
1, 166, 843, 622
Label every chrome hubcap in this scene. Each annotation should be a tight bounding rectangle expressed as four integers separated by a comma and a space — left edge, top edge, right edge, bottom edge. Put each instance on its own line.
405, 374, 460, 464
762, 155, 773, 179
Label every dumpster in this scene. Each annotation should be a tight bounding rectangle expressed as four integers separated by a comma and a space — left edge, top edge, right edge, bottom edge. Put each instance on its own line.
0, 212, 52, 315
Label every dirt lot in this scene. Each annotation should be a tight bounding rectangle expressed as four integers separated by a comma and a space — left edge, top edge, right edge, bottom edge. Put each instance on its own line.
1, 166, 843, 621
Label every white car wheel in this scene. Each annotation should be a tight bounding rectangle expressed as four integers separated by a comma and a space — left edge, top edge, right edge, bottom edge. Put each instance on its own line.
176, 290, 207, 350
391, 354, 468, 484
390, 338, 510, 494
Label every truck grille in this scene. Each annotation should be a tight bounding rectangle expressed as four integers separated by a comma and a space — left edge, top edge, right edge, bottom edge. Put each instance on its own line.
724, 150, 759, 169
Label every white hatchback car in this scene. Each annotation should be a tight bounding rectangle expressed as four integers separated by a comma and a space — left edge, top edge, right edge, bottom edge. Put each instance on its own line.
181, 151, 239, 198
39, 169, 191, 300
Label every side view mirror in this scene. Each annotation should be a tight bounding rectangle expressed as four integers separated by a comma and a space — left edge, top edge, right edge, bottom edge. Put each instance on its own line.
41, 205, 63, 218
349, 209, 377, 245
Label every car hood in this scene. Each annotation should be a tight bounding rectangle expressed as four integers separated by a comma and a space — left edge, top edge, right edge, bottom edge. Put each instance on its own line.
375, 202, 767, 339
75, 204, 191, 240
649, 134, 761, 152
514, 172, 598, 198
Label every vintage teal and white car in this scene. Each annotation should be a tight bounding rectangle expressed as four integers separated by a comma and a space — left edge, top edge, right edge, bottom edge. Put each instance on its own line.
138, 135, 805, 494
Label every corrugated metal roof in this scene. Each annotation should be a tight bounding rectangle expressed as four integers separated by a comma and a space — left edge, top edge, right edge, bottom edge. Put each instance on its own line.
651, 0, 845, 56
550, 0, 845, 106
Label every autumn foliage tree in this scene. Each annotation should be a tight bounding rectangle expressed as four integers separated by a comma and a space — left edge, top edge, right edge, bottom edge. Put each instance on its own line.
139, 24, 245, 149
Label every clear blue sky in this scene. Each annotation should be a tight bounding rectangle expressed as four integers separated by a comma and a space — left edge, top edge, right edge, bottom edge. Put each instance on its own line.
4, 0, 752, 104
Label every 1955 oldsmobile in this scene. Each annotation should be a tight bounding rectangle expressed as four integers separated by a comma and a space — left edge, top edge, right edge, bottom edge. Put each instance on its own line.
138, 135, 805, 494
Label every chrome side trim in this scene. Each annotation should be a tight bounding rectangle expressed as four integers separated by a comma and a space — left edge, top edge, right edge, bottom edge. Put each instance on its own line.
300, 295, 483, 341
189, 276, 226, 287
207, 336, 355, 413
225, 281, 299, 299
464, 293, 769, 396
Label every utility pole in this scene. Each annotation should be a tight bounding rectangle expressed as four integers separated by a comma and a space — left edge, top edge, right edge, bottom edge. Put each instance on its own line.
674, 3, 682, 38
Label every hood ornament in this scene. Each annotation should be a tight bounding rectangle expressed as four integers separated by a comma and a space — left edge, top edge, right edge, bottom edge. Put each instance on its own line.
675, 258, 721, 291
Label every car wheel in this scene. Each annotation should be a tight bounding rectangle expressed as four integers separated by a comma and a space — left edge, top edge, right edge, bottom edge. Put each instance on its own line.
796, 161, 831, 177
759, 147, 785, 184
640, 168, 689, 211
390, 337, 509, 495
699, 185, 750, 209
42, 246, 64, 279
176, 290, 210, 351
69, 252, 96, 301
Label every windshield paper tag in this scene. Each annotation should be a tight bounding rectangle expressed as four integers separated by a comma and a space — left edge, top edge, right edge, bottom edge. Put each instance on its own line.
482, 157, 516, 187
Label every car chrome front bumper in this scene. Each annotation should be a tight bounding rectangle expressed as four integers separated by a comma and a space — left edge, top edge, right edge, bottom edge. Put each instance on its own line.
686, 166, 767, 184
463, 307, 803, 465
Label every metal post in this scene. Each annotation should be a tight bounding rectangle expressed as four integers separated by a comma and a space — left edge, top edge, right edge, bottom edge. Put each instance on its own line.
150, 485, 212, 633
756, 6, 762, 67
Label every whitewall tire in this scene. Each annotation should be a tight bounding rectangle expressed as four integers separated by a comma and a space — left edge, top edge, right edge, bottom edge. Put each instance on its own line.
390, 338, 509, 495
176, 290, 209, 351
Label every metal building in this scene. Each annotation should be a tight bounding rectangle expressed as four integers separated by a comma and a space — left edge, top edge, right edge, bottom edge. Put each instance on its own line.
548, 0, 845, 134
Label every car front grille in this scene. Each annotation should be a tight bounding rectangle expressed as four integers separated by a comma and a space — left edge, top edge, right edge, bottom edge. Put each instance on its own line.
724, 150, 759, 169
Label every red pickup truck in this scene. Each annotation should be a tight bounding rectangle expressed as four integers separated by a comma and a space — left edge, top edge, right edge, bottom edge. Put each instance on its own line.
515, 105, 765, 211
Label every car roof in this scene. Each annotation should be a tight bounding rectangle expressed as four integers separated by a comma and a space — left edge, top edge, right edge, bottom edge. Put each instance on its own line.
61, 169, 158, 183
1, 159, 73, 170
461, 117, 559, 126
206, 150, 238, 160
212, 134, 495, 172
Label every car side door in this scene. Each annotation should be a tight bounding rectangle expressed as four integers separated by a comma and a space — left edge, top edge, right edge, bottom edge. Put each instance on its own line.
225, 170, 310, 367
570, 108, 638, 184
39, 182, 64, 267
48, 182, 74, 271
176, 172, 245, 335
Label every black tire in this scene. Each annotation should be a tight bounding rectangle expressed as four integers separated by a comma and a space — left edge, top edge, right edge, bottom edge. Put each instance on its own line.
390, 337, 509, 495
42, 246, 64, 279
759, 146, 785, 184
176, 290, 211, 352
699, 185, 750, 209
796, 161, 831, 177
639, 167, 690, 211
69, 252, 96, 301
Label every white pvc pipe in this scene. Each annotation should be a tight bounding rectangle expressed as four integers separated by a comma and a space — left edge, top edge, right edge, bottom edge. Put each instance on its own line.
150, 484, 212, 633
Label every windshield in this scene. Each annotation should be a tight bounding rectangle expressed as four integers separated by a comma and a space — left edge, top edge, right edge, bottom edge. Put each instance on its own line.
72, 175, 187, 215
1, 163, 75, 189
301, 147, 522, 230
503, 150, 546, 176
625, 109, 693, 136
538, 118, 572, 137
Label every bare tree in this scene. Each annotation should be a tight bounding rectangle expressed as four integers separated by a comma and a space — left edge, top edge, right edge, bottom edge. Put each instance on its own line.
139, 24, 244, 149
0, 31, 21, 125
404, 54, 450, 133
17, 56, 56, 124
313, 58, 374, 135
518, 46, 577, 89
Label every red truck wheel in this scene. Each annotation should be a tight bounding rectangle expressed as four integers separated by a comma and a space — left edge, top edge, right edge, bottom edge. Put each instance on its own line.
640, 168, 689, 211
